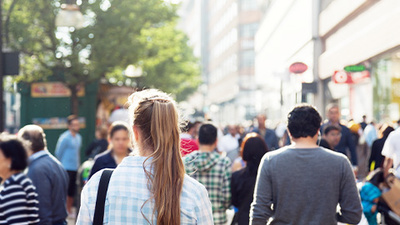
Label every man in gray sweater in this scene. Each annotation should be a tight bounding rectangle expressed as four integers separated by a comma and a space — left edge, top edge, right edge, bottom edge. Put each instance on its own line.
249, 104, 362, 225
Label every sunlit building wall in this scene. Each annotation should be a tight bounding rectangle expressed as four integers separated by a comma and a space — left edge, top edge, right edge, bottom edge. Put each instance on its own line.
319, 0, 400, 122
255, 0, 316, 122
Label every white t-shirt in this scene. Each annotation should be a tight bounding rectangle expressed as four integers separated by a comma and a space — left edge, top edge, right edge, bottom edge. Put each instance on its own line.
218, 134, 239, 153
382, 129, 400, 176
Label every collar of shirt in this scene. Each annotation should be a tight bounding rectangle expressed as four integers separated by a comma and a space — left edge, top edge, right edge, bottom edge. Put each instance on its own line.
29, 150, 48, 163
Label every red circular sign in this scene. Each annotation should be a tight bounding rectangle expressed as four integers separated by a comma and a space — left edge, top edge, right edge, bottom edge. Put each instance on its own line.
289, 62, 308, 74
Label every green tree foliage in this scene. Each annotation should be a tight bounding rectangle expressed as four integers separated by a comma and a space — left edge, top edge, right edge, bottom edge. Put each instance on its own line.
3, 0, 200, 113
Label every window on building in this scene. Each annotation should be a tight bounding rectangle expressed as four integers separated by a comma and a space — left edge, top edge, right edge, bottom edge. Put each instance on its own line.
240, 50, 255, 68
240, 23, 259, 38
240, 0, 258, 11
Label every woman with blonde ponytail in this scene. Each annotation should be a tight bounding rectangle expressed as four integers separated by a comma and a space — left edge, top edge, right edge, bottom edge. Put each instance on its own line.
77, 89, 213, 225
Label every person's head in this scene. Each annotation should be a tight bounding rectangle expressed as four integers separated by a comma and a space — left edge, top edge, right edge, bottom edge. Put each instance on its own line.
322, 125, 341, 148
287, 104, 322, 140
96, 125, 108, 140
227, 125, 236, 137
256, 114, 266, 128
67, 115, 80, 134
241, 132, 268, 173
108, 121, 130, 155
326, 103, 340, 124
366, 168, 385, 188
0, 134, 28, 179
18, 124, 47, 154
127, 89, 183, 224
362, 115, 367, 122
198, 123, 218, 146
379, 124, 394, 138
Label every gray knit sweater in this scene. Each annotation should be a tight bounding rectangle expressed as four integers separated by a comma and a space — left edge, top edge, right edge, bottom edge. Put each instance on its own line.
249, 147, 362, 225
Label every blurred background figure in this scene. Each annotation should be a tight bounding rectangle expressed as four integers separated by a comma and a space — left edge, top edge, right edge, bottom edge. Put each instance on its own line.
85, 125, 109, 159
319, 125, 342, 150
55, 115, 82, 216
218, 124, 240, 162
180, 121, 200, 157
369, 124, 394, 171
0, 134, 39, 224
231, 133, 268, 225
252, 114, 279, 151
19, 125, 69, 225
89, 121, 132, 179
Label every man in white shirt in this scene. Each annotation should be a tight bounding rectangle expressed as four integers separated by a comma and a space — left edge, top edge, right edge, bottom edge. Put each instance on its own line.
218, 125, 240, 162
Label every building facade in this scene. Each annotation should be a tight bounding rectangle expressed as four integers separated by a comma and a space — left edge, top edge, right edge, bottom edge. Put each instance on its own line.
180, 0, 263, 124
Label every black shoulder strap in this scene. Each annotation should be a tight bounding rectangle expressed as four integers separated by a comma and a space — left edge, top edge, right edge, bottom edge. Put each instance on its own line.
93, 169, 114, 225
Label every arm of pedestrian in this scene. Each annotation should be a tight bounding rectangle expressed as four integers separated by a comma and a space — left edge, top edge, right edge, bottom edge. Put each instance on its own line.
337, 158, 363, 224
249, 157, 273, 225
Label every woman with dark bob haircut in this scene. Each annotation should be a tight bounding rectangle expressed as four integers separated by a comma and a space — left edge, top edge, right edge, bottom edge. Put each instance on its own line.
0, 134, 39, 224
231, 132, 269, 225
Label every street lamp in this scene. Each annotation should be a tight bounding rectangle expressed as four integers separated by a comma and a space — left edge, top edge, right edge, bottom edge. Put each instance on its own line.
55, 1, 85, 29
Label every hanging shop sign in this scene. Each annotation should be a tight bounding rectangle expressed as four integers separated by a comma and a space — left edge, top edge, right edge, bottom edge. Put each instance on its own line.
332, 70, 370, 84
31, 82, 85, 98
289, 62, 308, 74
344, 64, 366, 72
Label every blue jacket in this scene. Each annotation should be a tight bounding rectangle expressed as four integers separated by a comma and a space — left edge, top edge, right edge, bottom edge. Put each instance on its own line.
253, 128, 279, 150
321, 123, 358, 166
55, 130, 82, 171
27, 150, 69, 225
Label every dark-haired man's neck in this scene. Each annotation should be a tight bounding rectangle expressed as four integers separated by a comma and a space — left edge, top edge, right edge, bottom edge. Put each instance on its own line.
291, 135, 319, 149
199, 144, 216, 153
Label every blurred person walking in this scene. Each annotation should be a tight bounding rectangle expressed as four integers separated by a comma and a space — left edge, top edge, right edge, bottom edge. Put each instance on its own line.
0, 135, 39, 224
369, 124, 394, 171
218, 125, 240, 162
19, 125, 69, 225
319, 125, 341, 150
180, 121, 200, 157
382, 120, 400, 178
77, 89, 213, 224
231, 133, 268, 225
184, 123, 231, 225
250, 104, 362, 225
85, 126, 109, 159
89, 121, 132, 179
253, 115, 279, 150
55, 115, 82, 216
321, 104, 358, 170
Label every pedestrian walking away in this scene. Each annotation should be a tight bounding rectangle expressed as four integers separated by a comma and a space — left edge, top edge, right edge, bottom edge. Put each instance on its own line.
76, 89, 213, 224
19, 125, 69, 225
250, 104, 362, 225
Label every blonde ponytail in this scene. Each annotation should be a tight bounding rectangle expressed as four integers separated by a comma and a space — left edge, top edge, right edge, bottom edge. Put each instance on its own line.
128, 89, 184, 225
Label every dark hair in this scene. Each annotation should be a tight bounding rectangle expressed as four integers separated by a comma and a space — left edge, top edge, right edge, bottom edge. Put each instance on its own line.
0, 136, 28, 171
241, 133, 268, 174
109, 121, 129, 138
323, 125, 341, 136
366, 168, 385, 187
287, 104, 322, 138
382, 125, 394, 138
19, 125, 47, 153
182, 121, 194, 133
198, 123, 217, 145
67, 115, 79, 125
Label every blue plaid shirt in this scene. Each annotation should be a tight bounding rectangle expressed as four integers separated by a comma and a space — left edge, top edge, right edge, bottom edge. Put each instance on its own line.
76, 155, 213, 225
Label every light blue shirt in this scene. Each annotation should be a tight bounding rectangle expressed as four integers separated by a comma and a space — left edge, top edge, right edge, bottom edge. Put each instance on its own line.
55, 130, 82, 171
364, 124, 378, 147
76, 155, 214, 225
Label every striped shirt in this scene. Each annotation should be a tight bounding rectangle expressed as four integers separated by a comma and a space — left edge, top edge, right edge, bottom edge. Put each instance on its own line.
0, 173, 40, 225
76, 155, 213, 225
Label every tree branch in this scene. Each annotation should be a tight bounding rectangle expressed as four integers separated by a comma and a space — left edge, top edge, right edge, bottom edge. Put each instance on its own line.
4, 0, 19, 46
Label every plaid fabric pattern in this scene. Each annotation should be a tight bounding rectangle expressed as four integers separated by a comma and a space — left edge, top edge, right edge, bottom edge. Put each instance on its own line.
76, 155, 213, 225
183, 151, 232, 225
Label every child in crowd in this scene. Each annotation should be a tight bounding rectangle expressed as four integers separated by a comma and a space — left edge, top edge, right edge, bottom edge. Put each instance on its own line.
359, 168, 385, 225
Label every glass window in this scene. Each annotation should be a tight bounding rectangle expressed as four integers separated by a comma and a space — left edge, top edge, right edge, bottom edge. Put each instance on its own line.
240, 50, 255, 68
240, 0, 258, 11
240, 23, 259, 38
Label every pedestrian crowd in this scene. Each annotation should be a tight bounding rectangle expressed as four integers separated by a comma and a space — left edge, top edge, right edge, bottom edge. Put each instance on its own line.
0, 89, 399, 225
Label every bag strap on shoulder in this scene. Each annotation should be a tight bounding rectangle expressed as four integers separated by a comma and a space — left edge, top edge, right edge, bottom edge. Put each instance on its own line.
93, 169, 114, 225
